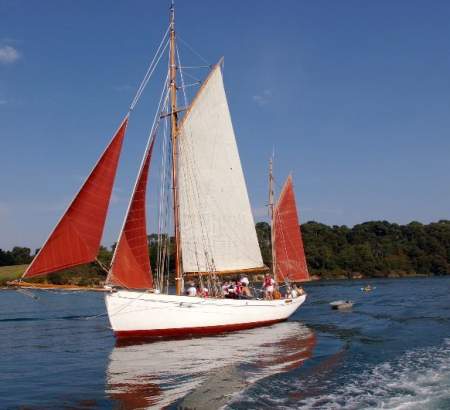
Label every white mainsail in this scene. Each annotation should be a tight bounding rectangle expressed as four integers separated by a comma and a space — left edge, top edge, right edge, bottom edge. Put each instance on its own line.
178, 65, 265, 274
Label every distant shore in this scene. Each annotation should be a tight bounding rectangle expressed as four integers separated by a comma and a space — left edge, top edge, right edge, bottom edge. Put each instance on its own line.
0, 264, 439, 290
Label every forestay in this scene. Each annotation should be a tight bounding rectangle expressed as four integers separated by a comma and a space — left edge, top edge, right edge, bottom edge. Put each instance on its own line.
178, 65, 264, 274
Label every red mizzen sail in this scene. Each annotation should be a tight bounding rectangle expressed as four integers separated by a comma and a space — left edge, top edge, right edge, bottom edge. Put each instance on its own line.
107, 137, 155, 289
23, 118, 128, 278
273, 175, 309, 283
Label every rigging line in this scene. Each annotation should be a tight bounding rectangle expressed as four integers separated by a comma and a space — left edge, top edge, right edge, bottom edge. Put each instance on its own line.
109, 73, 170, 286
158, 120, 173, 291
156, 95, 171, 291
177, 65, 212, 69
156, 60, 172, 291
176, 59, 218, 276
130, 40, 170, 111
176, 45, 189, 121
156, 108, 167, 288
177, 82, 201, 89
129, 24, 170, 111
161, 137, 173, 292
180, 70, 202, 83
177, 45, 208, 275
177, 35, 210, 65
177, 98, 216, 274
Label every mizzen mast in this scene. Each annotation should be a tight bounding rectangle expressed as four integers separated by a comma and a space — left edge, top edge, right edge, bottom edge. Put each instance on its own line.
269, 155, 276, 277
169, 1, 182, 295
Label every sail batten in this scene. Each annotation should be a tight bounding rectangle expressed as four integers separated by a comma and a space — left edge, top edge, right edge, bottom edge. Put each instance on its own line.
23, 118, 128, 278
107, 136, 155, 289
178, 65, 264, 274
273, 176, 309, 283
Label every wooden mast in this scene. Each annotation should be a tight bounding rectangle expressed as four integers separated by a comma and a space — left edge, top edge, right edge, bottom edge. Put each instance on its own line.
269, 155, 276, 278
169, 1, 182, 295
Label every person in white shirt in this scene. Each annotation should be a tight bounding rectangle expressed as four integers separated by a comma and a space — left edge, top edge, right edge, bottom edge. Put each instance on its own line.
240, 277, 253, 298
221, 281, 230, 297
186, 282, 197, 297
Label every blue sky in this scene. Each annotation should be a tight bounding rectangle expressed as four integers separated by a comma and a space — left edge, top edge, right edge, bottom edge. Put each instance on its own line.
1, 0, 450, 250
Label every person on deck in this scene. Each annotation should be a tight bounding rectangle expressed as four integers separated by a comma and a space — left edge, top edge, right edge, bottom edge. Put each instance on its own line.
186, 282, 197, 297
221, 281, 230, 297
263, 273, 275, 300
293, 284, 304, 296
285, 286, 295, 298
226, 283, 236, 299
200, 286, 209, 298
234, 280, 243, 298
240, 280, 253, 298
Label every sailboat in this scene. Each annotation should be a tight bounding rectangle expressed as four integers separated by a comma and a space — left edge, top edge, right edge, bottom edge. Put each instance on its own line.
15, 3, 310, 338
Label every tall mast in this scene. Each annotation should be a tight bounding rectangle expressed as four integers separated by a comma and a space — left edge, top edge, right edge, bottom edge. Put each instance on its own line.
269, 155, 276, 277
169, 1, 182, 295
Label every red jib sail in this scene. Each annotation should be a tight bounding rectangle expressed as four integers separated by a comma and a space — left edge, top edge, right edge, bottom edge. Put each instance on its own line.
107, 136, 155, 289
23, 118, 129, 278
274, 175, 309, 283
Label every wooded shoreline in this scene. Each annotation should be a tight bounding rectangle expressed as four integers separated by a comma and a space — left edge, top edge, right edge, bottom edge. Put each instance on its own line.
2, 219, 450, 287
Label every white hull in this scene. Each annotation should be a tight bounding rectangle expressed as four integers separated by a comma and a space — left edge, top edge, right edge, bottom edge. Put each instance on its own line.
105, 290, 306, 338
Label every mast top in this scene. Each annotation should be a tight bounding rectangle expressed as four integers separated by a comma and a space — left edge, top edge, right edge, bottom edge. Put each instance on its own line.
170, 0, 175, 23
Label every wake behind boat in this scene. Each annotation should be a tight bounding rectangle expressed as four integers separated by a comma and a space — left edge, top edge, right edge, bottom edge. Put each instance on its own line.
15, 2, 311, 339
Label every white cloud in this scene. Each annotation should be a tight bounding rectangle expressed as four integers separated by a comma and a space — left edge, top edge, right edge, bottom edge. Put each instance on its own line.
0, 45, 20, 64
252, 89, 272, 106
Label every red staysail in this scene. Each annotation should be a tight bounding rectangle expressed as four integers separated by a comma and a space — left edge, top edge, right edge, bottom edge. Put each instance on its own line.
23, 118, 128, 278
274, 175, 309, 283
107, 137, 155, 289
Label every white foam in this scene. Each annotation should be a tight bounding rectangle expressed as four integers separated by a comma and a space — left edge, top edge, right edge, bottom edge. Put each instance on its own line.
279, 339, 450, 410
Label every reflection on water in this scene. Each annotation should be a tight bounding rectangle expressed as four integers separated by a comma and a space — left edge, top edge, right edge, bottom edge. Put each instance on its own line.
106, 322, 316, 409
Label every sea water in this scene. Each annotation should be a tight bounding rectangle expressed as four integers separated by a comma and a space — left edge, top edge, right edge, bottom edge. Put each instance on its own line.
1, 277, 450, 409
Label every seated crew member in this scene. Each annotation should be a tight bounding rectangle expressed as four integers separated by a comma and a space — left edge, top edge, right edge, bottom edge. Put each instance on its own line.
222, 281, 230, 297
234, 280, 242, 298
293, 284, 304, 296
226, 283, 236, 299
186, 282, 197, 297
285, 286, 294, 298
200, 286, 209, 298
241, 281, 253, 298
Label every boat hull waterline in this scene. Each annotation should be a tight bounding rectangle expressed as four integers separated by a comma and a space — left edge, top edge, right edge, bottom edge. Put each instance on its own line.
105, 290, 306, 338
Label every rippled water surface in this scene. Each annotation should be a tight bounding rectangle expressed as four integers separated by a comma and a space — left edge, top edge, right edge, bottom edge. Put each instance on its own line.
1, 277, 450, 409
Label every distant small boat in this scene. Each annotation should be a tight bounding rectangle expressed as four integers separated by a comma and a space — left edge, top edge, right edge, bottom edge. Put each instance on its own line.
361, 285, 376, 292
330, 300, 354, 310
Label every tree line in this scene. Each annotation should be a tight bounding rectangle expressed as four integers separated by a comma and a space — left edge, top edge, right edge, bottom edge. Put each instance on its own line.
256, 220, 450, 278
2, 220, 450, 280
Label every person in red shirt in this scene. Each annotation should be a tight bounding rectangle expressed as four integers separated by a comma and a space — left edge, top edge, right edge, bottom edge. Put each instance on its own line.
263, 274, 275, 300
